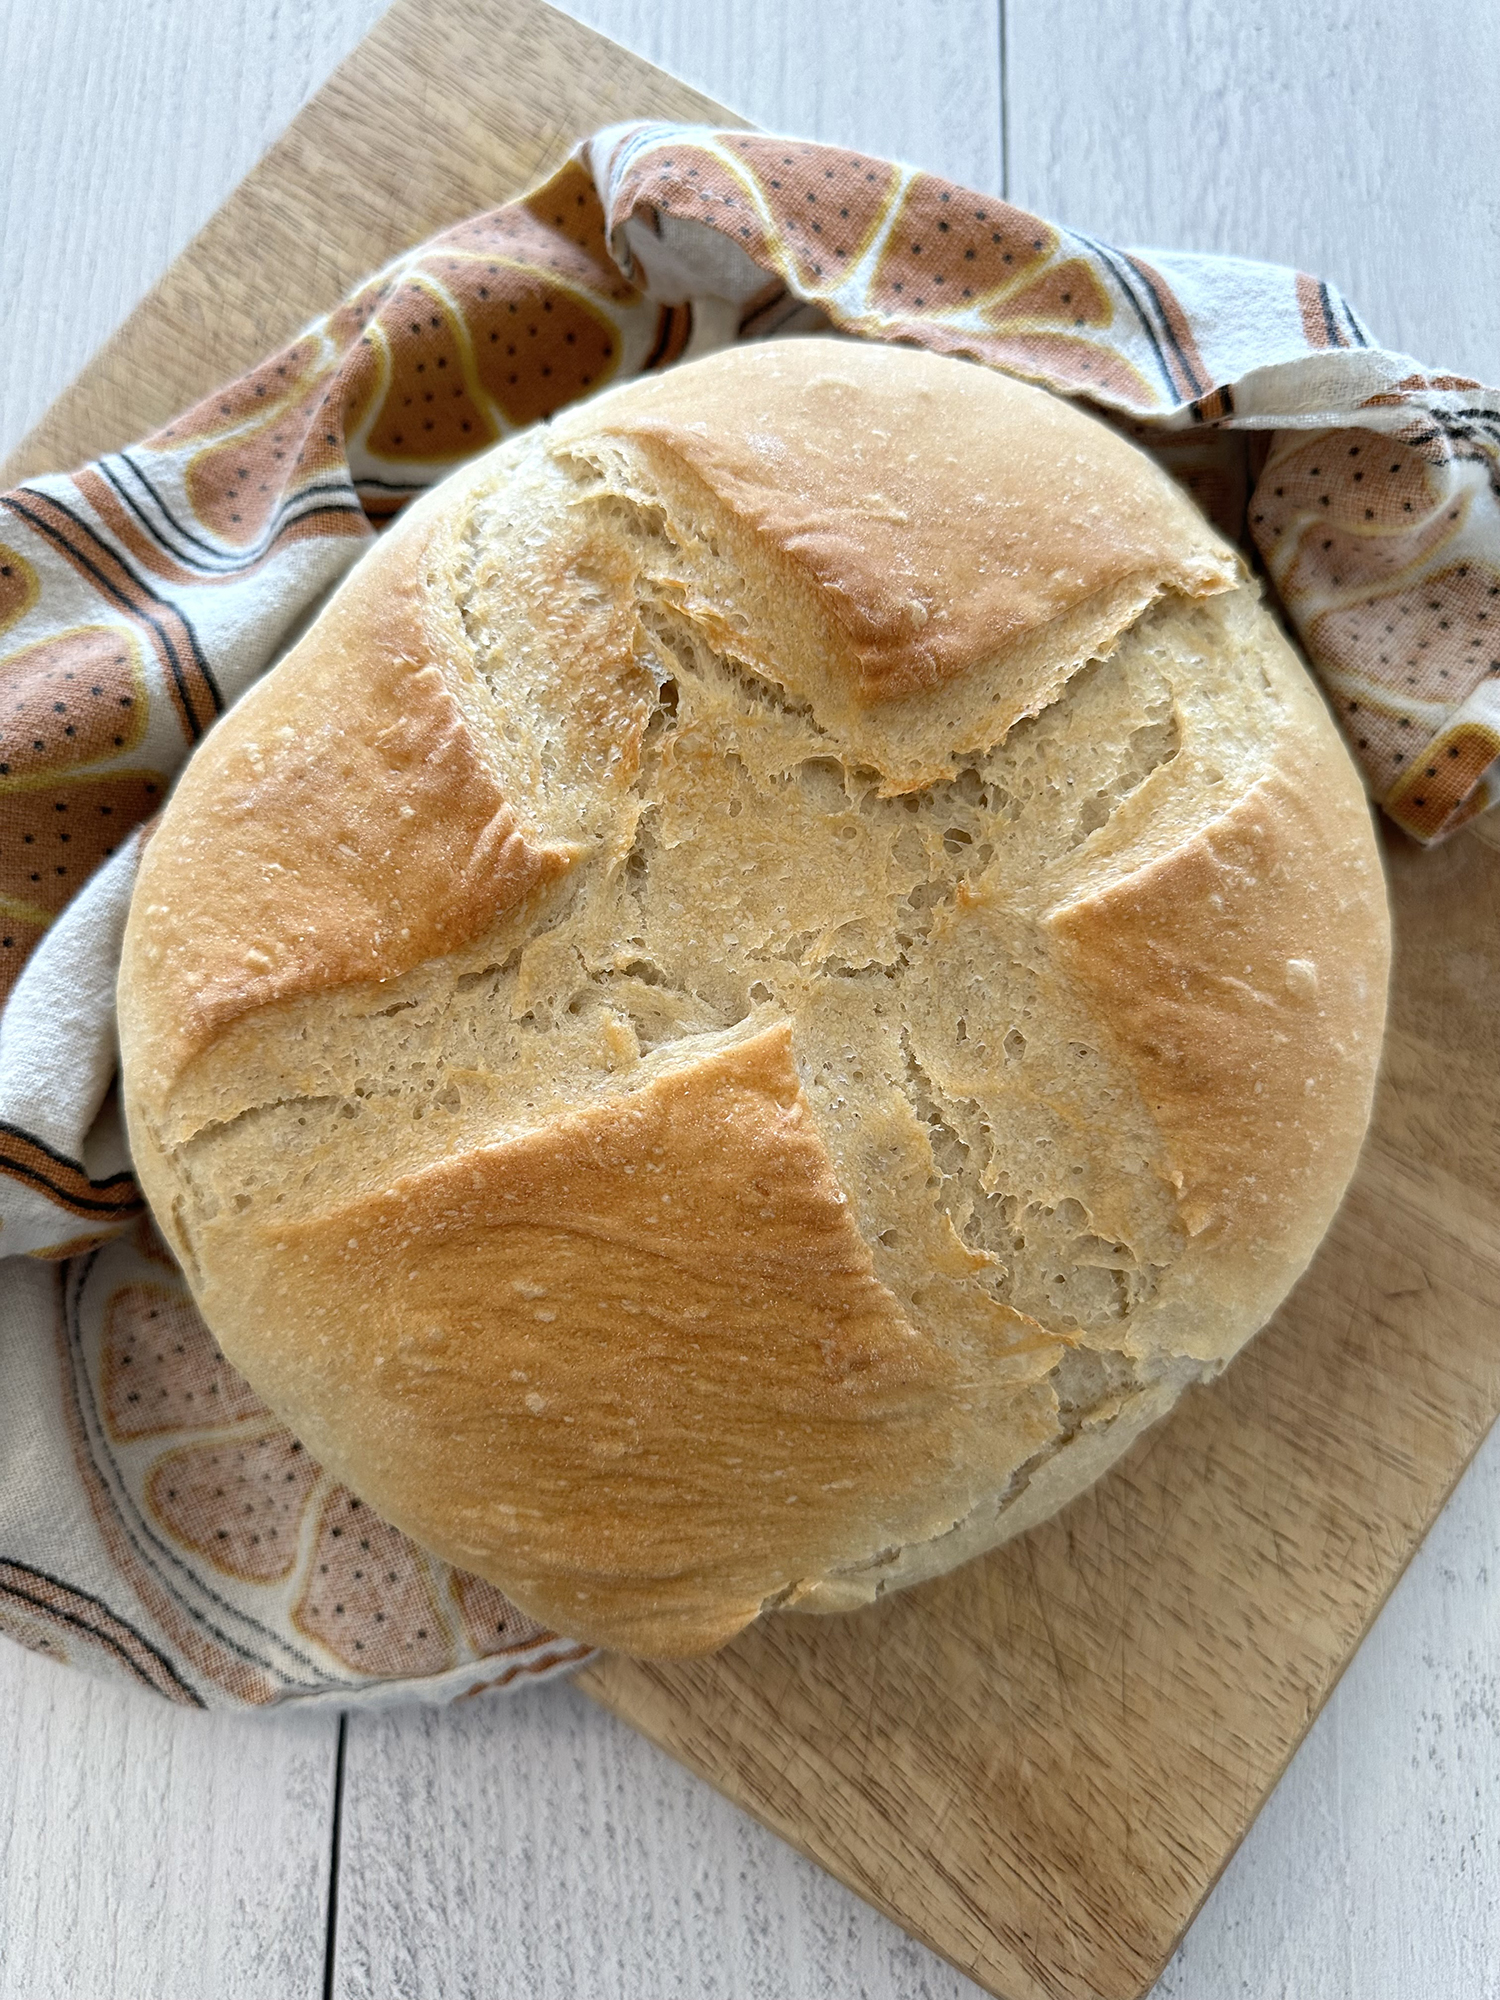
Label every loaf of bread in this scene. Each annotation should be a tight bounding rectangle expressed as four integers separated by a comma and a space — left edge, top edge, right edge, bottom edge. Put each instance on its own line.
117, 339, 1390, 1657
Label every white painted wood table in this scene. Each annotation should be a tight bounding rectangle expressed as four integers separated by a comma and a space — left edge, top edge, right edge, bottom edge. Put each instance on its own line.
3, 2, 1498, 1993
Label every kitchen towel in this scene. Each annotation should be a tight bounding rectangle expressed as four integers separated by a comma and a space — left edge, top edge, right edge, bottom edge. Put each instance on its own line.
3, 123, 1496, 1702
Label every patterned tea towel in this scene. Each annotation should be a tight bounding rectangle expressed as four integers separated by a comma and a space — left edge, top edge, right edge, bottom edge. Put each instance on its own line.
3, 123, 1498, 1706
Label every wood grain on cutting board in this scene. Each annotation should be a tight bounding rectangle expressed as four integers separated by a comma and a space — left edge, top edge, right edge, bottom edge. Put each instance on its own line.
8, 2, 1500, 1996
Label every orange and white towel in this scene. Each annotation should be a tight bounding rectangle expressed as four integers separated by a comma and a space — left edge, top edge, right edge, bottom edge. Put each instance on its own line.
2, 125, 1496, 1703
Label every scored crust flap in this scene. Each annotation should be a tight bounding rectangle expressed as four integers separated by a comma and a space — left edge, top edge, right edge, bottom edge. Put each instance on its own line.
557, 340, 1241, 788
119, 509, 579, 1118
191, 1020, 1056, 1656
1047, 745, 1390, 1351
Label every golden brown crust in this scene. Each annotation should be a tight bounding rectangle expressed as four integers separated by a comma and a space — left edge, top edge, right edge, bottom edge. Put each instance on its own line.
1049, 762, 1388, 1317
190, 1023, 1034, 1655
580, 340, 1234, 704
120, 514, 575, 1110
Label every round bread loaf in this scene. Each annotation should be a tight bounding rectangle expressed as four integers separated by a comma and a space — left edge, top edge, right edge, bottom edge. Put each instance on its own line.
118, 339, 1390, 1657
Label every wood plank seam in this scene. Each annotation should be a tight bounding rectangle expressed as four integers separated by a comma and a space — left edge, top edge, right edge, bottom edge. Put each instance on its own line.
324, 1713, 350, 2000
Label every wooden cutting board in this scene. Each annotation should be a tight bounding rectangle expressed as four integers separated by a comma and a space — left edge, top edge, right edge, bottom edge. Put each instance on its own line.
9, 3, 1500, 1996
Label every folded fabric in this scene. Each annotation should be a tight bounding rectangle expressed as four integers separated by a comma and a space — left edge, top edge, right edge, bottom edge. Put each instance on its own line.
2, 122, 1496, 1704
